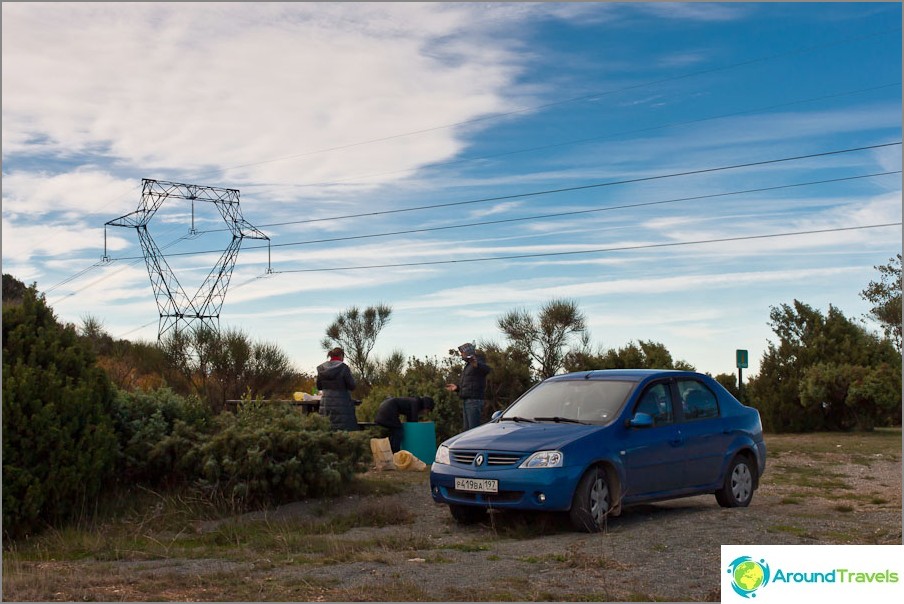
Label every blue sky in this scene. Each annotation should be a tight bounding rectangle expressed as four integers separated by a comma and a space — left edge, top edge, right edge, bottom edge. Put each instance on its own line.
2, 2, 901, 379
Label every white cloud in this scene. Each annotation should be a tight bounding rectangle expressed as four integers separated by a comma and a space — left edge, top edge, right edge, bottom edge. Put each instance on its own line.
1, 3, 528, 190
1, 217, 125, 266
2, 170, 137, 217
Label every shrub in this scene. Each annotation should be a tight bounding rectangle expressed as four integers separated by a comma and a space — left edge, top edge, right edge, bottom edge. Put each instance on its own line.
110, 387, 212, 485
196, 401, 370, 508
2, 283, 118, 539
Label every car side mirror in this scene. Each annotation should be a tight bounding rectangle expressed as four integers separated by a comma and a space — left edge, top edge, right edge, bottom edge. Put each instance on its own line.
491, 410, 503, 421
628, 412, 654, 428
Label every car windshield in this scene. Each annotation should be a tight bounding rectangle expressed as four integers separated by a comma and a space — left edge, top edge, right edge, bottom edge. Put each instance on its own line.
501, 379, 635, 424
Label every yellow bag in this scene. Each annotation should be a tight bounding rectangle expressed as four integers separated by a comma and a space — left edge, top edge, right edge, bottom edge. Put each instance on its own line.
370, 437, 396, 471
393, 449, 427, 472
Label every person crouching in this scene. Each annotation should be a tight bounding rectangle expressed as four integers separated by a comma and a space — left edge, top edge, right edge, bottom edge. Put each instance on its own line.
374, 396, 435, 452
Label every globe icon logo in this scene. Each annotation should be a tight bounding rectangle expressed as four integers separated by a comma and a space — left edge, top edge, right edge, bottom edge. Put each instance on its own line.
727, 556, 770, 598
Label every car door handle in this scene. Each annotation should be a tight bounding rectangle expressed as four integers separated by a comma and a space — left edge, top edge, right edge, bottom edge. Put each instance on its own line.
669, 437, 684, 447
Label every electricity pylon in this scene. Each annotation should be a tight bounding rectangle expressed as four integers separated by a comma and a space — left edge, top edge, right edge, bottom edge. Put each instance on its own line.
104, 178, 270, 341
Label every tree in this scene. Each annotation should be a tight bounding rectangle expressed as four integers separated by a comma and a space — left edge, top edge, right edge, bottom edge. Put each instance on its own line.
477, 340, 534, 418
563, 339, 695, 372
747, 300, 901, 432
799, 363, 901, 431
860, 254, 902, 352
497, 298, 586, 379
160, 326, 298, 410
321, 304, 392, 384
2, 273, 28, 303
713, 373, 741, 399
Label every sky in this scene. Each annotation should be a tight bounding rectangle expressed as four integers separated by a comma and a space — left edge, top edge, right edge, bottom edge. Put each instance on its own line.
2, 2, 902, 381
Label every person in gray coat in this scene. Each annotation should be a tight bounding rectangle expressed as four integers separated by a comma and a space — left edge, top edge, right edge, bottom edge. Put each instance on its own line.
316, 347, 359, 431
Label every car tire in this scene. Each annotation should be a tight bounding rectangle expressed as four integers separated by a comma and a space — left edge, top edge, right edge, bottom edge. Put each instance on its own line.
569, 466, 611, 533
448, 504, 487, 525
715, 455, 755, 508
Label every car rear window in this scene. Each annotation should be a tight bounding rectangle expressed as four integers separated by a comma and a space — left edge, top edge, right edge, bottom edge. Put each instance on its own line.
503, 380, 634, 424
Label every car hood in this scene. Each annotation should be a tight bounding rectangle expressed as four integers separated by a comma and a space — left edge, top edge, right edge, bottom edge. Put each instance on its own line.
444, 421, 599, 452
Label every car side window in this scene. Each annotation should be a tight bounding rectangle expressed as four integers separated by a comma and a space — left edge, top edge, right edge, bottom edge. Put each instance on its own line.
677, 380, 719, 420
634, 383, 673, 426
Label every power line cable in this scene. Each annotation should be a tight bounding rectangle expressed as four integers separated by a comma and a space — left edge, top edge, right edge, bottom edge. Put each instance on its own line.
202, 141, 902, 231
49, 142, 903, 294
268, 223, 902, 273
112, 170, 900, 260
110, 222, 901, 338
47, 232, 197, 306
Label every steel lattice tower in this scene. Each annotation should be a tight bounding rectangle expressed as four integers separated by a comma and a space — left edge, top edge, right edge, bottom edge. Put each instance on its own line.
104, 178, 270, 341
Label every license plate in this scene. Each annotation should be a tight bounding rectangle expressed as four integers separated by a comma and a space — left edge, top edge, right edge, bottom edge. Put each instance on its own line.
455, 477, 498, 493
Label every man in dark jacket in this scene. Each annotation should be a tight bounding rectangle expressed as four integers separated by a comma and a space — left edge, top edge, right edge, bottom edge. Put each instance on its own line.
445, 342, 491, 432
374, 396, 434, 453
316, 347, 359, 431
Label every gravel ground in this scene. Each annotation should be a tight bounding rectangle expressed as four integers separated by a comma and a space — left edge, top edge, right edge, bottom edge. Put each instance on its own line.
194, 446, 902, 602
4, 438, 901, 602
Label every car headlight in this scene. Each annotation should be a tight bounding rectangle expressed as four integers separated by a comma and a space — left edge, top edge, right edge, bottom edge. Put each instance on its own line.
519, 450, 563, 469
435, 444, 450, 465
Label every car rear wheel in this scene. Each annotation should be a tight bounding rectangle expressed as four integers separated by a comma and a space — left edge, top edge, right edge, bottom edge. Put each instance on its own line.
448, 504, 487, 525
715, 455, 755, 508
569, 467, 611, 533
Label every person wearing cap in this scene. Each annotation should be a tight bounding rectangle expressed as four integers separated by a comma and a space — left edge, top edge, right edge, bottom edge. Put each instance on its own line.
316, 347, 359, 431
445, 342, 492, 432
373, 395, 435, 453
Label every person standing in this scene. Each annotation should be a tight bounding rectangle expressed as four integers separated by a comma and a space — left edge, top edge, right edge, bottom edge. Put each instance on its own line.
316, 347, 359, 431
445, 342, 491, 432
373, 396, 434, 453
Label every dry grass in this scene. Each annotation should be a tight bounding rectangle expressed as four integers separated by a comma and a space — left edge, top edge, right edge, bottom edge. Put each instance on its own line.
2, 429, 901, 602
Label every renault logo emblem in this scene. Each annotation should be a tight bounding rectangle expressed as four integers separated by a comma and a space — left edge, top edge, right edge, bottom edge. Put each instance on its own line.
474, 454, 484, 466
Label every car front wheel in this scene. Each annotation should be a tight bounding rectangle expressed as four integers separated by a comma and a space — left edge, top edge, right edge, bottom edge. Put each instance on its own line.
569, 466, 611, 533
715, 455, 755, 508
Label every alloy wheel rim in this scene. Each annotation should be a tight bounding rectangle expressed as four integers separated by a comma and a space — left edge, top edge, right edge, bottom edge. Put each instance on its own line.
589, 478, 610, 524
731, 464, 752, 502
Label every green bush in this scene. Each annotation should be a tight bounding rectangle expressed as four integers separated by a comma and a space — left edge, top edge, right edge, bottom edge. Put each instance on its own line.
2, 283, 118, 539
110, 387, 212, 485
196, 401, 370, 508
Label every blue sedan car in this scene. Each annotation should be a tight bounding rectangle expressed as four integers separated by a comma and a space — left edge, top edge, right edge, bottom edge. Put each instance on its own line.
430, 369, 766, 532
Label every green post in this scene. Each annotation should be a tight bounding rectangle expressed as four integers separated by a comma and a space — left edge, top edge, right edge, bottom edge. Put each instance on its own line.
736, 349, 748, 401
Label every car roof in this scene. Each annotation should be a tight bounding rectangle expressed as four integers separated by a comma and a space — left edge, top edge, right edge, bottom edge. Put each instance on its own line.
548, 369, 702, 382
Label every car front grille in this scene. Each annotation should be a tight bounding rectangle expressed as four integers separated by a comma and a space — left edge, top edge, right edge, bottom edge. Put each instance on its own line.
451, 450, 523, 466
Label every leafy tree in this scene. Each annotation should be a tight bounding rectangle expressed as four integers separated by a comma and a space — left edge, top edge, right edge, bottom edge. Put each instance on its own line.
564, 339, 694, 372
321, 304, 392, 385
2, 281, 118, 539
747, 300, 901, 432
78, 314, 113, 355
713, 373, 741, 400
2, 273, 28, 303
478, 340, 534, 419
160, 326, 297, 411
799, 363, 901, 431
368, 349, 407, 386
497, 298, 586, 379
860, 254, 902, 352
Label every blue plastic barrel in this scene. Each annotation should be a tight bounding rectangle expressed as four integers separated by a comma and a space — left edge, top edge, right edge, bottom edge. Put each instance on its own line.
401, 421, 436, 465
